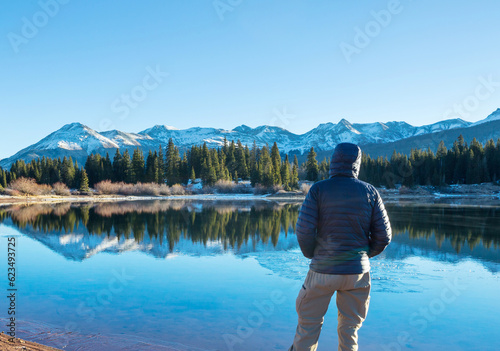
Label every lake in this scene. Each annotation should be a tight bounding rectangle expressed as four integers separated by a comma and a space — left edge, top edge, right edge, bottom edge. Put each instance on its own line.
1, 200, 499, 351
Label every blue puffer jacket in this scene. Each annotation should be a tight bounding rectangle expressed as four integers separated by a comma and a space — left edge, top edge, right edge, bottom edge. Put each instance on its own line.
296, 143, 392, 274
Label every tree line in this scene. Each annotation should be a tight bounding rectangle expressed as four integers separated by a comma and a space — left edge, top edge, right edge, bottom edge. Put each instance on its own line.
1, 135, 499, 191
358, 136, 500, 187
1, 138, 301, 190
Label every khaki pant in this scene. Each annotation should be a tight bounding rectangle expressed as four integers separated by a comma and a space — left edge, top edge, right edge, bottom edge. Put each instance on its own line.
290, 270, 371, 351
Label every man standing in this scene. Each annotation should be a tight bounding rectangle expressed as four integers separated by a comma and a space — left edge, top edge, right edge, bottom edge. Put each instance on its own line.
290, 143, 392, 351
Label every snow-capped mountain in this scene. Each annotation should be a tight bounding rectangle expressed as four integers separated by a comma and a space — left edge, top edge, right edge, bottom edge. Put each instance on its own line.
30, 122, 120, 152
0, 112, 491, 169
472, 108, 500, 126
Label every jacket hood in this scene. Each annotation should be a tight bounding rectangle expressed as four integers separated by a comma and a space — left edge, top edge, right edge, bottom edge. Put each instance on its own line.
329, 143, 362, 178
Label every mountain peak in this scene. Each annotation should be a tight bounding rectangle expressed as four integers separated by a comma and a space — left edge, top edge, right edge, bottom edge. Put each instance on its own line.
162, 124, 178, 130
59, 122, 88, 131
486, 108, 500, 119
472, 108, 500, 126
2, 113, 498, 169
140, 124, 179, 136
233, 124, 252, 133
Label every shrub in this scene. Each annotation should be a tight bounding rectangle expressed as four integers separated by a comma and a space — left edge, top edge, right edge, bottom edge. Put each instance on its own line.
95, 181, 186, 196
4, 189, 20, 196
52, 182, 71, 196
271, 185, 284, 193
8, 177, 52, 196
158, 184, 171, 196
133, 182, 160, 196
170, 184, 186, 195
95, 180, 118, 195
96, 181, 134, 195
252, 184, 272, 195
207, 180, 252, 194
300, 183, 312, 195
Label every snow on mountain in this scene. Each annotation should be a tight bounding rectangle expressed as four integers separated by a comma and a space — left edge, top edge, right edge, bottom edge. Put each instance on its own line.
472, 108, 500, 126
33, 122, 119, 152
414, 118, 471, 135
0, 113, 489, 169
100, 130, 155, 148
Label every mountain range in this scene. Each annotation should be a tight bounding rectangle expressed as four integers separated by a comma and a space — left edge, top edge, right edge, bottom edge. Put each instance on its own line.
1, 109, 500, 168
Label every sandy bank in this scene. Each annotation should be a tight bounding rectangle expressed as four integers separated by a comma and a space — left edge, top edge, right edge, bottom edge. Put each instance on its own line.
0, 332, 61, 351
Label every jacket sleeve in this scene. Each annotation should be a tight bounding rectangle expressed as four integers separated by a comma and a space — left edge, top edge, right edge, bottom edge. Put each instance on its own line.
296, 184, 319, 259
368, 190, 392, 258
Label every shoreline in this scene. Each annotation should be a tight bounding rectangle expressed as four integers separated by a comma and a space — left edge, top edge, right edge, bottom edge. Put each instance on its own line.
1, 183, 499, 206
0, 332, 61, 351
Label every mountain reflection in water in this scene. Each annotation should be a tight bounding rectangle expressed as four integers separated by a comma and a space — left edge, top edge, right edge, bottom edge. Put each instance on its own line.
0, 200, 499, 264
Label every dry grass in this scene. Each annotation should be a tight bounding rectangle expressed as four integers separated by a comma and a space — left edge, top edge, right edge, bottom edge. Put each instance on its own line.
95, 180, 187, 196
8, 177, 52, 196
52, 182, 71, 196
251, 184, 284, 195
3, 188, 21, 196
170, 184, 186, 195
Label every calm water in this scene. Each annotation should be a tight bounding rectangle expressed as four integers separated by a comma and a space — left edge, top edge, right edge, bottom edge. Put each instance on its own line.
0, 200, 499, 351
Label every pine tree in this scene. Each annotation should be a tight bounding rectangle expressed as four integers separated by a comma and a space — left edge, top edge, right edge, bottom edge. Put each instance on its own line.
305, 147, 319, 181
226, 141, 236, 178
270, 142, 282, 185
258, 146, 273, 187
190, 167, 196, 182
180, 153, 189, 184
157, 145, 165, 184
281, 155, 291, 190
291, 163, 299, 189
0, 169, 7, 188
102, 153, 113, 181
132, 149, 145, 183
205, 157, 217, 186
145, 150, 157, 183
249, 141, 260, 186
122, 150, 133, 183
165, 139, 180, 185
319, 157, 329, 180
61, 157, 75, 187
112, 149, 124, 182
79, 169, 90, 192
436, 141, 447, 185
235, 140, 248, 179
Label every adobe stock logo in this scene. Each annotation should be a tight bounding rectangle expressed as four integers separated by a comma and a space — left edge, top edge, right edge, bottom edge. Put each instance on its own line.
100, 65, 168, 131
339, 0, 405, 64
213, 0, 243, 21
443, 75, 500, 120
7, 0, 70, 54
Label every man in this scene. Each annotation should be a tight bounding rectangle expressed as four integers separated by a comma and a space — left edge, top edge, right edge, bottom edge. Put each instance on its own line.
290, 143, 392, 351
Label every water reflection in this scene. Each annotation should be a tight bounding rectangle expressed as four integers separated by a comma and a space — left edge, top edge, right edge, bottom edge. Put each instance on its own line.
1, 201, 499, 350
0, 201, 499, 261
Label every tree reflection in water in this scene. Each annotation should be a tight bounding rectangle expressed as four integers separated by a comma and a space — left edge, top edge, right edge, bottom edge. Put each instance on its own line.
0, 201, 498, 253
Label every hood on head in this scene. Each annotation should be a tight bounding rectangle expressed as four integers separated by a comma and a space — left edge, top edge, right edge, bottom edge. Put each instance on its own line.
329, 143, 362, 178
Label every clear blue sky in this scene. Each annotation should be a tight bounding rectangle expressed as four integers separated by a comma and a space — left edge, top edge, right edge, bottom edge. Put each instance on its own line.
1, 0, 499, 159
